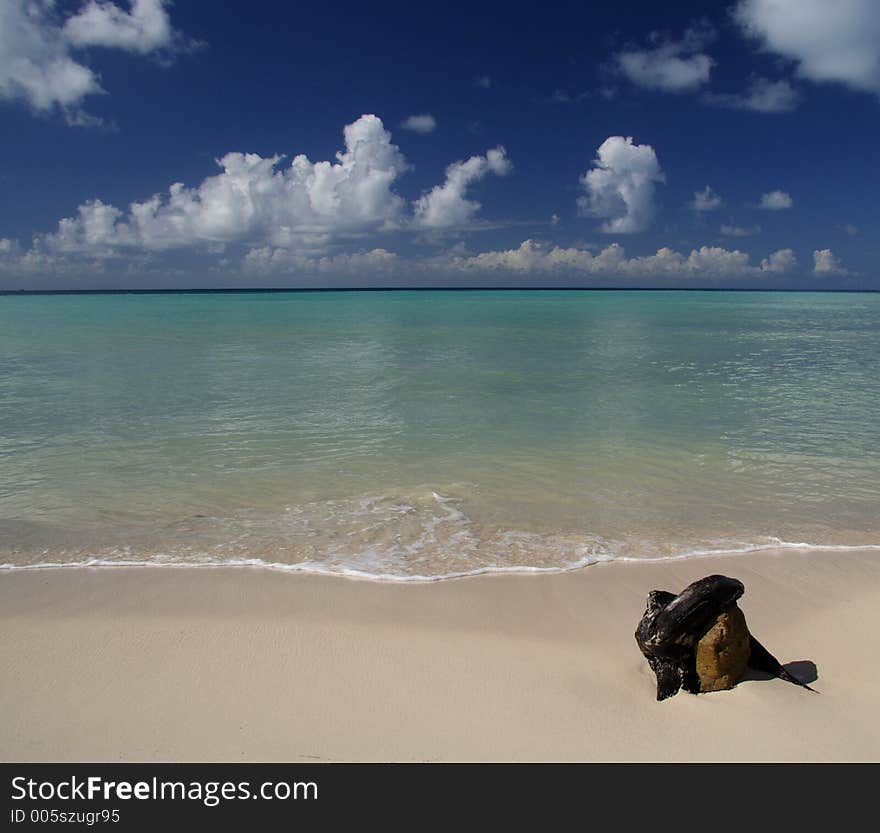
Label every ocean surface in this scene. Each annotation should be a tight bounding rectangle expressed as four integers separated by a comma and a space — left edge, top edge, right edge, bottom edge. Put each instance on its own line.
1, 290, 878, 580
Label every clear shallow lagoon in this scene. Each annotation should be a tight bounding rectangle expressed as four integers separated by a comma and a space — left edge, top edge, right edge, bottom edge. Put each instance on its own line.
1, 290, 878, 579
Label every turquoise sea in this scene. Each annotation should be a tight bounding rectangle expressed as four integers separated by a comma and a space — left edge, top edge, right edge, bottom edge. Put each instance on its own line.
1, 290, 878, 579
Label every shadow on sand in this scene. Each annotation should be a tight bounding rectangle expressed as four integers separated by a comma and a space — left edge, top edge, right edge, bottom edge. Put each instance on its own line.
741, 659, 818, 687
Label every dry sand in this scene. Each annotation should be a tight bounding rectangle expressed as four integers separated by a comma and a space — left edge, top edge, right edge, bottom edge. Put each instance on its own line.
1, 548, 879, 761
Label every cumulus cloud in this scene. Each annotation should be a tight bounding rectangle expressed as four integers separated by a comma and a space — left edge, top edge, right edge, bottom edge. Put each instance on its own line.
413, 146, 511, 229
761, 248, 797, 273
63, 0, 176, 54
0, 235, 80, 277
758, 190, 793, 210
704, 77, 800, 113
691, 186, 723, 212
578, 136, 665, 234
813, 248, 849, 275
0, 233, 824, 285
12, 115, 511, 269
720, 223, 760, 237
0, 0, 102, 114
735, 0, 880, 95
0, 0, 188, 121
400, 114, 437, 134
243, 246, 400, 276
241, 240, 800, 281
444, 239, 797, 279
36, 115, 409, 255
615, 22, 715, 92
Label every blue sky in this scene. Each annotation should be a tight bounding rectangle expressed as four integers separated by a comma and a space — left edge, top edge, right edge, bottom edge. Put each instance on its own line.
1, 0, 878, 288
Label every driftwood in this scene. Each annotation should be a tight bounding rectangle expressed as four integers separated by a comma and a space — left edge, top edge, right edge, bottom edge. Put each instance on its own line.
634, 574, 815, 701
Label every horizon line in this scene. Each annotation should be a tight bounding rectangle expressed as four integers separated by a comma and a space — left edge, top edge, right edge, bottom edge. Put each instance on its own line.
2, 286, 878, 296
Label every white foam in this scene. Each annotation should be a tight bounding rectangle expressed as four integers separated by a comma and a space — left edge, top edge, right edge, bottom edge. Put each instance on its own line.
1, 539, 878, 583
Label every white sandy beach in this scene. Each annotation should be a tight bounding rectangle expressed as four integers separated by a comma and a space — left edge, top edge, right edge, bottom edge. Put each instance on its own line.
1, 548, 879, 762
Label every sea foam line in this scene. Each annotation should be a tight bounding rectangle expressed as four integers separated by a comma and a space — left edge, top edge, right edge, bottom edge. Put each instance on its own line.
1, 538, 879, 583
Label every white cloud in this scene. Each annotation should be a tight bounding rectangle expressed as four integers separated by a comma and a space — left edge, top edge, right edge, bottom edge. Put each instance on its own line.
578, 136, 665, 233
0, 237, 76, 276
444, 239, 797, 279
813, 248, 849, 275
473, 75, 492, 89
413, 146, 511, 229
18, 115, 512, 266
616, 23, 715, 92
243, 246, 399, 276
236, 240, 799, 281
758, 190, 793, 210
735, 0, 880, 95
0, 234, 824, 285
36, 115, 410, 255
721, 223, 760, 237
400, 114, 437, 134
761, 248, 797, 272
705, 77, 800, 113
0, 0, 187, 121
691, 186, 723, 211
47, 198, 132, 254
63, 0, 174, 54
0, 0, 102, 113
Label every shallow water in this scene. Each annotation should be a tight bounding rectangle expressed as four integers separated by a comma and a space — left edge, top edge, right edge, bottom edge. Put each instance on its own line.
1, 290, 878, 579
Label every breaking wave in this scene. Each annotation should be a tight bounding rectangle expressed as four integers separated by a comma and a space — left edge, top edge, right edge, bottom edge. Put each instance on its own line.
1, 492, 878, 582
